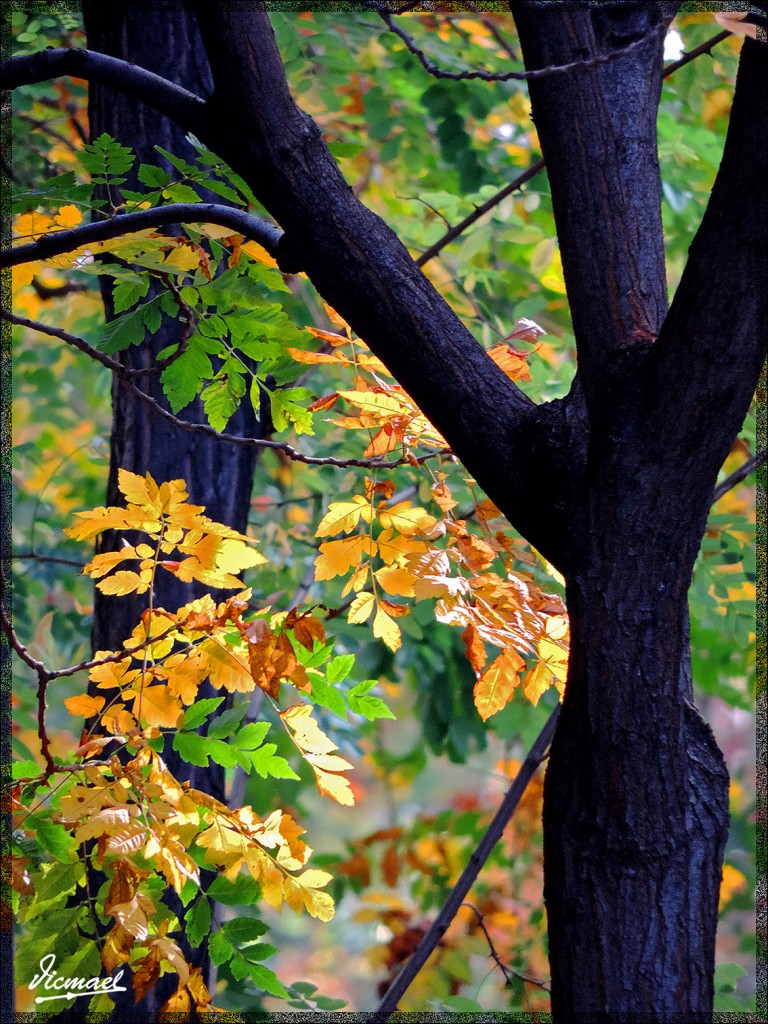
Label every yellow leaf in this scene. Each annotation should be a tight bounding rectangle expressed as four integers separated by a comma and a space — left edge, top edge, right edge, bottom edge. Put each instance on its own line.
373, 604, 401, 652
348, 592, 375, 624
377, 530, 428, 565
314, 535, 377, 580
307, 760, 356, 807
282, 870, 336, 921
316, 495, 372, 537
338, 389, 403, 416
199, 638, 254, 693
64, 694, 105, 717
83, 548, 141, 579
375, 565, 415, 597
522, 663, 553, 707
719, 863, 747, 910
281, 704, 338, 754
474, 647, 525, 720
378, 502, 436, 537
131, 685, 183, 728
54, 204, 83, 229
96, 569, 152, 596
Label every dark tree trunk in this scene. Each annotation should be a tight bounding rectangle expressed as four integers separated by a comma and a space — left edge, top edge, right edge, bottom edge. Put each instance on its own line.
75, 3, 261, 1018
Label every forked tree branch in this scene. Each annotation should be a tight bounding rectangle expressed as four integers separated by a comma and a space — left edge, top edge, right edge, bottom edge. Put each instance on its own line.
2, 203, 281, 269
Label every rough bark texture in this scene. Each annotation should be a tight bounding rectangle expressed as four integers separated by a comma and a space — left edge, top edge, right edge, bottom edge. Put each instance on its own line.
78, 3, 261, 1018
510, 6, 766, 1018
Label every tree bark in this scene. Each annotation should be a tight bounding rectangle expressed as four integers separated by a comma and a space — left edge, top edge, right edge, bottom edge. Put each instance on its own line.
510, 7, 766, 1017
77, 3, 262, 1017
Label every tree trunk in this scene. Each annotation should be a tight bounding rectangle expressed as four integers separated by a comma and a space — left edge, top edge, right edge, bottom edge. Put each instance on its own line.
76, 4, 261, 1017
547, 538, 729, 1018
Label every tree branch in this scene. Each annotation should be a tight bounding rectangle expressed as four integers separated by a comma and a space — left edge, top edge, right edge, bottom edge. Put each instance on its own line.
372, 702, 560, 1021
645, 38, 767, 518
192, 4, 575, 568
2, 203, 281, 269
712, 449, 766, 504
0, 47, 207, 137
663, 29, 731, 76
416, 159, 545, 268
461, 902, 550, 992
2, 311, 449, 471
369, 2, 666, 82
511, 3, 673, 407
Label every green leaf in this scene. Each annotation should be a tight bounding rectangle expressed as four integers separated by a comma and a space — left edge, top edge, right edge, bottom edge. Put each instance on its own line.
207, 738, 241, 768
137, 164, 173, 188
162, 183, 202, 204
239, 943, 278, 963
249, 743, 300, 780
112, 275, 150, 314
441, 994, 484, 1012
308, 677, 346, 718
326, 653, 355, 685
172, 731, 210, 768
222, 917, 269, 946
202, 177, 245, 205
207, 874, 261, 906
80, 133, 135, 179
269, 387, 314, 436
98, 305, 147, 354
160, 336, 215, 412
27, 814, 76, 862
209, 930, 235, 967
233, 721, 271, 750
201, 372, 245, 432
348, 679, 395, 720
207, 702, 248, 739
182, 697, 225, 731
238, 960, 289, 998
186, 896, 212, 948
315, 996, 348, 1011
154, 145, 200, 176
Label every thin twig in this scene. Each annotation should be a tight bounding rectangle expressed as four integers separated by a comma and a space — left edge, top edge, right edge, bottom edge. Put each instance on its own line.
11, 551, 86, 569
372, 702, 560, 1021
712, 449, 766, 503
3, 310, 452, 471
370, 3, 666, 83
663, 29, 731, 77
416, 159, 544, 268
461, 901, 550, 992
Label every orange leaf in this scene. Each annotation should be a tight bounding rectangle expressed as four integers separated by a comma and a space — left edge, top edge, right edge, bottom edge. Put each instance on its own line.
461, 623, 487, 675
64, 694, 106, 717
474, 647, 525, 721
382, 844, 400, 887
